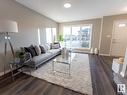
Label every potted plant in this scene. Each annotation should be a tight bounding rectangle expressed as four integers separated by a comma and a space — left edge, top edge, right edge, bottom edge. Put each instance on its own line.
57, 34, 64, 47
15, 48, 25, 63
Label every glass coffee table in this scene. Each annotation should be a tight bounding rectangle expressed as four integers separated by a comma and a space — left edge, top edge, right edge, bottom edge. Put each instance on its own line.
52, 53, 74, 76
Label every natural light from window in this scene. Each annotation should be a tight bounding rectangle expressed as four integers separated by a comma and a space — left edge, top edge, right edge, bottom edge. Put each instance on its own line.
46, 28, 56, 43
63, 24, 92, 49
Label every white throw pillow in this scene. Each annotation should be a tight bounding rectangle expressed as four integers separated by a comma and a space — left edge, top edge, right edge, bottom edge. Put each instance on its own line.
34, 45, 41, 55
45, 43, 51, 50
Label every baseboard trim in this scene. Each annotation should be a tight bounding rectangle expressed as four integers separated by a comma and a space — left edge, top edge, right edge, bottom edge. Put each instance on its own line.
99, 53, 110, 56
0, 70, 10, 76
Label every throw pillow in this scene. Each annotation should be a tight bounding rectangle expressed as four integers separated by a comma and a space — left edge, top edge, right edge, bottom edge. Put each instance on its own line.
45, 43, 51, 50
24, 45, 37, 57
34, 45, 41, 55
39, 45, 46, 53
51, 42, 61, 49
30, 45, 38, 56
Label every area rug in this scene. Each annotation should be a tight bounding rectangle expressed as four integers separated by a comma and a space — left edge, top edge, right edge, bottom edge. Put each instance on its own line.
27, 53, 93, 95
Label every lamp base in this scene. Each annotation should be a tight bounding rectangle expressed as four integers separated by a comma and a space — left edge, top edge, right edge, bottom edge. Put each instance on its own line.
4, 32, 15, 75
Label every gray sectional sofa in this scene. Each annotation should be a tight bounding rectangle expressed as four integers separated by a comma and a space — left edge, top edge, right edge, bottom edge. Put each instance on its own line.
30, 48, 61, 69
24, 43, 61, 69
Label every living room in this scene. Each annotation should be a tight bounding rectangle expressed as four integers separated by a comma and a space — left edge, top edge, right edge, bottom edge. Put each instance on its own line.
0, 0, 127, 95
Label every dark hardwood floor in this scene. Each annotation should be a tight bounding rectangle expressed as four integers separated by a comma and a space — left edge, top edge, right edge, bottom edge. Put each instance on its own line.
89, 55, 117, 95
0, 74, 83, 95
0, 54, 117, 95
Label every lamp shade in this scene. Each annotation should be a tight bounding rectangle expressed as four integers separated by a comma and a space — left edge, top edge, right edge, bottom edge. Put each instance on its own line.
0, 20, 18, 33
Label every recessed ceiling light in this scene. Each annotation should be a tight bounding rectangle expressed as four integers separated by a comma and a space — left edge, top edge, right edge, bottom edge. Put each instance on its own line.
119, 24, 126, 27
64, 3, 71, 8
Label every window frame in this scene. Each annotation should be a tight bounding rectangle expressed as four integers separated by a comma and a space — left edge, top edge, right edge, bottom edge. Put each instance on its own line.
46, 27, 57, 43
63, 24, 93, 49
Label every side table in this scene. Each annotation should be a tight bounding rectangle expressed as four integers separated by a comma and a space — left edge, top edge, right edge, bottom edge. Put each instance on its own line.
9, 58, 31, 81
112, 59, 123, 74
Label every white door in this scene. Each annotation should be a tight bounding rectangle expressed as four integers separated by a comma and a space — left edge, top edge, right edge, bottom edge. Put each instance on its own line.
110, 20, 127, 56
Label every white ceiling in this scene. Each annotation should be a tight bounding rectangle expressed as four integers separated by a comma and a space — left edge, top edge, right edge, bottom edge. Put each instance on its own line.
16, 0, 127, 22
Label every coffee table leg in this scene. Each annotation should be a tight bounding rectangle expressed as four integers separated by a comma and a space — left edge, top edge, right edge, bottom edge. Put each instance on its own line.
52, 61, 55, 74
69, 64, 71, 76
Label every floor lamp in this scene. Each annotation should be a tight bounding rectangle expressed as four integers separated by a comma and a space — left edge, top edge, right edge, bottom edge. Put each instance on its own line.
0, 20, 18, 74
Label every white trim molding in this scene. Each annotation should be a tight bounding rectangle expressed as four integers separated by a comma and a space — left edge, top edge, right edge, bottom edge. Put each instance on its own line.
99, 53, 110, 56
0, 70, 10, 76
99, 17, 103, 50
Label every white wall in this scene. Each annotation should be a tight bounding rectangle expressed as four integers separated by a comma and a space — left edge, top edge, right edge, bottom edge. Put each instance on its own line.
59, 14, 127, 55
100, 14, 127, 55
0, 0, 58, 75
59, 18, 102, 51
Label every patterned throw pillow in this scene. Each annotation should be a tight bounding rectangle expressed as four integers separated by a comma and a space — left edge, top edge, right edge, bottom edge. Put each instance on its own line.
39, 45, 46, 53
24, 45, 37, 57
34, 45, 41, 55
51, 42, 60, 49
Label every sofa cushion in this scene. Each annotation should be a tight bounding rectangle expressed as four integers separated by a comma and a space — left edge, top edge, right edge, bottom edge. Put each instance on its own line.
48, 49, 61, 54
32, 53, 51, 64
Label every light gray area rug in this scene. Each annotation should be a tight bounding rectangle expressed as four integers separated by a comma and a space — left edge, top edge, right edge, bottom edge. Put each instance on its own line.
27, 53, 93, 95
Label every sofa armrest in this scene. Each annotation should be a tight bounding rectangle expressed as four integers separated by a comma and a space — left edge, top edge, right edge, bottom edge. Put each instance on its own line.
24, 52, 32, 63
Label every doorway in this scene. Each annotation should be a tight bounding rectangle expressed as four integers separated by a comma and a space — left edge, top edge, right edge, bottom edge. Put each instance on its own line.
110, 20, 127, 56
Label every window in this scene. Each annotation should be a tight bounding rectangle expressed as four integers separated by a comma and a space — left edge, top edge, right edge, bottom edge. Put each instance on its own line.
52, 28, 57, 41
81, 25, 92, 48
63, 26, 71, 47
63, 24, 92, 49
46, 28, 56, 43
46, 28, 52, 43
71, 26, 80, 48
38, 28, 41, 45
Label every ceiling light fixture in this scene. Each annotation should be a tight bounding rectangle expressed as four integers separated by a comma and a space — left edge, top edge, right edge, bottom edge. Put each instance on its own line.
119, 23, 126, 27
64, 3, 71, 8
